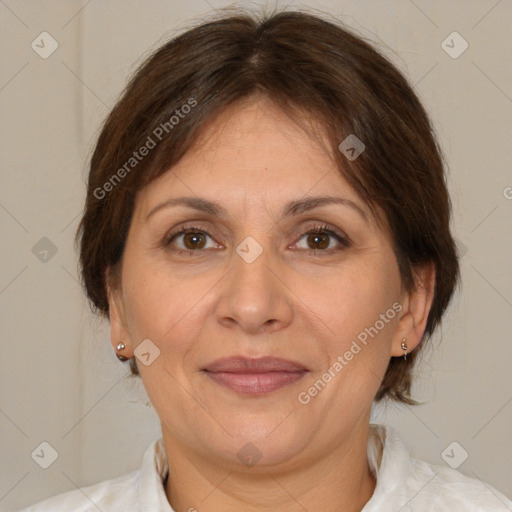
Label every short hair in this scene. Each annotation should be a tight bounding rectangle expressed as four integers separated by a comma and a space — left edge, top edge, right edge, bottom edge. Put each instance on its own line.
76, 9, 460, 404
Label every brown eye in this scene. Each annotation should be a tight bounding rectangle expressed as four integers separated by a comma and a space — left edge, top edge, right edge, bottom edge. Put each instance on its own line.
164, 226, 219, 254
294, 225, 350, 253
306, 232, 330, 250
182, 231, 207, 250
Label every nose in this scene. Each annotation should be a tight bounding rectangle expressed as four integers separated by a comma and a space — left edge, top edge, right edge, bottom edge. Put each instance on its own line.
214, 239, 294, 335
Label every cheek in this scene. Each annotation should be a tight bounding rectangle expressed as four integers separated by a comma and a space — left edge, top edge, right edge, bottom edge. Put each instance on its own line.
297, 257, 400, 406
308, 259, 400, 342
121, 260, 218, 353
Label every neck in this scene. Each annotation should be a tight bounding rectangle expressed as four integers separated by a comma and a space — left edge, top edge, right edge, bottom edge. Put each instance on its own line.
163, 422, 376, 512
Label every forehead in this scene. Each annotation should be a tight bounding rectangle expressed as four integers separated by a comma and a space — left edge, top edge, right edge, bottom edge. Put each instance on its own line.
135, 96, 369, 217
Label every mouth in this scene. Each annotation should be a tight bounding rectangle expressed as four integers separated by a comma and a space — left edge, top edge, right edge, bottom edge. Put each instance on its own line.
202, 356, 309, 396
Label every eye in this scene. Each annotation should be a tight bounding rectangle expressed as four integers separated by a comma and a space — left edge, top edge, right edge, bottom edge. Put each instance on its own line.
163, 225, 221, 254
292, 224, 350, 253
162, 222, 351, 256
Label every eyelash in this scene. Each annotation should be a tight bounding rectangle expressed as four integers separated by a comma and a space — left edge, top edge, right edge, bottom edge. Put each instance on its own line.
161, 222, 351, 257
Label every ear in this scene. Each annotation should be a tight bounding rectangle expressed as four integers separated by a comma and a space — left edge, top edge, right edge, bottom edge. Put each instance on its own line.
105, 266, 133, 358
391, 262, 436, 357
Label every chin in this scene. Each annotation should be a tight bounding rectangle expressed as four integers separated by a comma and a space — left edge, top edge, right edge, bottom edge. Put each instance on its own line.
204, 416, 312, 470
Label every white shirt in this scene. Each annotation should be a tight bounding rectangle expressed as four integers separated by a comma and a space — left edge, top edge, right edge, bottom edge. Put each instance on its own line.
17, 424, 512, 511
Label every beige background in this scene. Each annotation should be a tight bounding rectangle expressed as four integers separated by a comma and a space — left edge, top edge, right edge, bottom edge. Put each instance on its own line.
1, 0, 511, 509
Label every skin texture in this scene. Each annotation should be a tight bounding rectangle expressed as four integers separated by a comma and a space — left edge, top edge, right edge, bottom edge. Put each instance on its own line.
107, 95, 435, 512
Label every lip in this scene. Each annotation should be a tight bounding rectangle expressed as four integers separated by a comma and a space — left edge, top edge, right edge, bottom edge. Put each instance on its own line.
202, 356, 309, 396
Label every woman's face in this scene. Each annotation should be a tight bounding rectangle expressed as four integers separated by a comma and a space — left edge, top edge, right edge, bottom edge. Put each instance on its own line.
109, 96, 419, 470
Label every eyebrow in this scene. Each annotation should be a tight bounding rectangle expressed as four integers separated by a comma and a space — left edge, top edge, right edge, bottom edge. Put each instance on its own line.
146, 195, 368, 222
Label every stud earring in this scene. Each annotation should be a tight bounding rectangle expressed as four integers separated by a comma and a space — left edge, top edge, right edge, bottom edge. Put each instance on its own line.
116, 342, 130, 362
401, 339, 408, 360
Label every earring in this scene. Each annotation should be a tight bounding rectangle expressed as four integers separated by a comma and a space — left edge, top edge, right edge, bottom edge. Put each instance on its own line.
401, 339, 408, 361
116, 342, 130, 362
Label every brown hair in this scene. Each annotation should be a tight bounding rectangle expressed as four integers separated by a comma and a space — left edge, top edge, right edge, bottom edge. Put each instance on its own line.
76, 8, 460, 404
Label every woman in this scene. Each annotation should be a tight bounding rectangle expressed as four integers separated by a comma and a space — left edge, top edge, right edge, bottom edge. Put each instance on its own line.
19, 8, 512, 511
